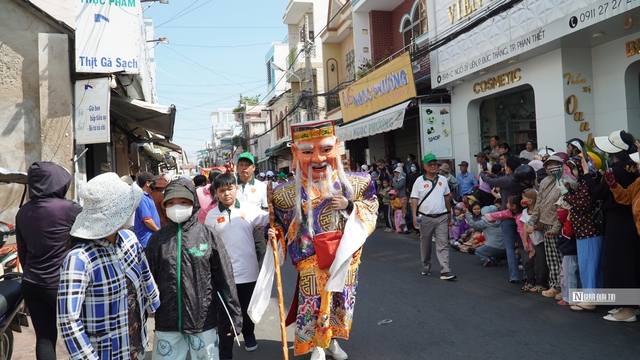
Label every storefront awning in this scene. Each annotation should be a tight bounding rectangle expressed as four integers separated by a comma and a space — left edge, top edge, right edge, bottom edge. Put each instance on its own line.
111, 96, 176, 139
335, 101, 410, 142
267, 141, 292, 156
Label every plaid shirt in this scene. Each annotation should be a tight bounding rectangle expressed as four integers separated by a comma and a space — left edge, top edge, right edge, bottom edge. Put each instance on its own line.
57, 230, 160, 360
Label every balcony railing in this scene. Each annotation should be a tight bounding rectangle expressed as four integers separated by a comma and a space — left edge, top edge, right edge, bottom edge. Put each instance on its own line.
325, 83, 348, 113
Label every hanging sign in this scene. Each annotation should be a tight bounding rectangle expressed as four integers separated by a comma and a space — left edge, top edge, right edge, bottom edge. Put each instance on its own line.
75, 78, 111, 145
75, 0, 142, 73
420, 104, 453, 159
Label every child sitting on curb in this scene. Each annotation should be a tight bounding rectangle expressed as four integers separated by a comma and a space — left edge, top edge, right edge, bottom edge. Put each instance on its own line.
464, 205, 505, 264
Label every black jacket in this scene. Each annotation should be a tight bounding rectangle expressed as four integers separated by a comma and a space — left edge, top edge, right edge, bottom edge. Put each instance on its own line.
15, 162, 82, 288
146, 178, 241, 334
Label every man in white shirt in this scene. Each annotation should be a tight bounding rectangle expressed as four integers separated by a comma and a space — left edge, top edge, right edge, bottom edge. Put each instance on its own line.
411, 153, 456, 280
205, 173, 270, 359
236, 152, 268, 267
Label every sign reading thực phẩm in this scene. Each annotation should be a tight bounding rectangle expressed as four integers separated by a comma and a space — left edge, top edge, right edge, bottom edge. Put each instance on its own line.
75, 0, 142, 74
339, 52, 417, 123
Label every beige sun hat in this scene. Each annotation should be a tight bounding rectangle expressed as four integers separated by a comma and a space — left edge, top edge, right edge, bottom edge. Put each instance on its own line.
71, 172, 143, 239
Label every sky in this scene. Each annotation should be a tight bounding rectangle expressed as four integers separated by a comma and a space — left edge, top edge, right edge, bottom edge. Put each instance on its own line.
144, 0, 290, 163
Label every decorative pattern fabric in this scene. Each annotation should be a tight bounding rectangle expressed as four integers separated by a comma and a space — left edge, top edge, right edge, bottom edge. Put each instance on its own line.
57, 230, 160, 360
270, 172, 378, 356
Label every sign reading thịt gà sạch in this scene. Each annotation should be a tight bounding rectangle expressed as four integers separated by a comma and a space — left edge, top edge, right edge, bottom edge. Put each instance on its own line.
339, 52, 417, 123
75, 0, 142, 74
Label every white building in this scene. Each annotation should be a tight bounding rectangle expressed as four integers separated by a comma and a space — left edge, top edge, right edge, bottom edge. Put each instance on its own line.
429, 0, 640, 168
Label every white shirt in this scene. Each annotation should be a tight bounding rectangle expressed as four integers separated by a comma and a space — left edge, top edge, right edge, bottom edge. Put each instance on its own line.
410, 174, 450, 215
236, 175, 268, 209
204, 199, 269, 284
520, 209, 544, 246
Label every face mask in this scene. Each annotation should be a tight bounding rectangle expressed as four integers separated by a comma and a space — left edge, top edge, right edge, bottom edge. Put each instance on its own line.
556, 209, 569, 223
166, 204, 193, 223
546, 164, 563, 176
410, 166, 417, 172
149, 183, 157, 190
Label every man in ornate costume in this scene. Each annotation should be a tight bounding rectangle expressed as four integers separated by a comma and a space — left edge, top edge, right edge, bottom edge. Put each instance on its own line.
250, 120, 378, 360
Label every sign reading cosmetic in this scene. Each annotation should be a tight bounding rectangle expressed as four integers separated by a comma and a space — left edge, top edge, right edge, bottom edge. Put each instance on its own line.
339, 52, 417, 123
75, 0, 142, 73
75, 78, 111, 144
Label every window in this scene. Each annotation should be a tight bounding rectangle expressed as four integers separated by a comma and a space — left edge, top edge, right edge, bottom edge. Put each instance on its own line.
346, 50, 355, 82
277, 111, 285, 139
401, 0, 427, 47
266, 61, 272, 85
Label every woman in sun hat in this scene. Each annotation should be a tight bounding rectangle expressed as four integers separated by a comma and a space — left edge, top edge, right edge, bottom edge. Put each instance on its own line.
586, 130, 640, 322
57, 173, 160, 360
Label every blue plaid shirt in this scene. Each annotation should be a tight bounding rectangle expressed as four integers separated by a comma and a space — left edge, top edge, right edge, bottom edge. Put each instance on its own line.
57, 230, 160, 360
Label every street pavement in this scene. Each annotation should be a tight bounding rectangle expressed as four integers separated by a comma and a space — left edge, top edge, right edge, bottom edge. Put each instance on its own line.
11, 227, 640, 359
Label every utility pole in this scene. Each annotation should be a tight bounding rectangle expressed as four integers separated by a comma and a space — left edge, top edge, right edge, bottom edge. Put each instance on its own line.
304, 14, 316, 121
238, 93, 247, 152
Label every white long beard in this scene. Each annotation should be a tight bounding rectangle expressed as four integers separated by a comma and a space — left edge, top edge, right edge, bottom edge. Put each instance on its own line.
294, 159, 354, 238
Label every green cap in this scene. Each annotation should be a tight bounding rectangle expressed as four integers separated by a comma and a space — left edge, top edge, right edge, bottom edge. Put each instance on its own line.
423, 153, 437, 163
237, 152, 255, 164
277, 172, 286, 179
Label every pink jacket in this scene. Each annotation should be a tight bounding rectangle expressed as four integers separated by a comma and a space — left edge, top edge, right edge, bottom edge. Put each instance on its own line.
484, 209, 524, 239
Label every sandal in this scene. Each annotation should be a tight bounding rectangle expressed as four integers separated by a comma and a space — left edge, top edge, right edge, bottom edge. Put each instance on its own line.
530, 285, 547, 293
508, 279, 520, 284
520, 283, 533, 292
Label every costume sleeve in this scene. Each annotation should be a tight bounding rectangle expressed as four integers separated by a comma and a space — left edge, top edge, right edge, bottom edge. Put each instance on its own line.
353, 177, 379, 235
57, 249, 98, 360
209, 229, 243, 334
610, 179, 640, 206
484, 209, 514, 222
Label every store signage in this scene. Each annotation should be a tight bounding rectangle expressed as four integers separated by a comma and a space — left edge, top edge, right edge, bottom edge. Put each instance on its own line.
625, 38, 640, 57
430, 0, 640, 88
473, 68, 521, 94
446, 0, 495, 25
419, 105, 453, 159
75, 78, 111, 145
339, 52, 417, 123
75, 0, 141, 73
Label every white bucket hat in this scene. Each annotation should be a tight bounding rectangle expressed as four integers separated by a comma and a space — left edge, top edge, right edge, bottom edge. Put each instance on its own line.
70, 172, 143, 239
593, 130, 629, 154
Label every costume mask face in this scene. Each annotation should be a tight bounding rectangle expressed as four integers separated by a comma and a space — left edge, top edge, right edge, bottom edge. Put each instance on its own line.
292, 136, 340, 180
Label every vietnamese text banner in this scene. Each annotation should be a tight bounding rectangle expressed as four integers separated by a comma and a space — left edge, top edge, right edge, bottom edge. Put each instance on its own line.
339, 52, 417, 123
75, 0, 142, 73
75, 78, 111, 145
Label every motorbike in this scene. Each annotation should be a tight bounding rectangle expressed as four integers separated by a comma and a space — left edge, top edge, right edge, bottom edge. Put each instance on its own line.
0, 272, 28, 360
0, 169, 29, 360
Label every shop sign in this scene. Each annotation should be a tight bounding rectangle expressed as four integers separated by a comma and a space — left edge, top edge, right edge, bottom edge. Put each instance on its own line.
473, 68, 521, 94
563, 72, 594, 144
419, 105, 453, 159
75, 0, 141, 74
430, 0, 640, 88
339, 52, 417, 123
75, 78, 111, 145
625, 38, 640, 57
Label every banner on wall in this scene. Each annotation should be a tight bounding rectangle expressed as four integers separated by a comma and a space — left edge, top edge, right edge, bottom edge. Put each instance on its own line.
75, 0, 141, 73
339, 52, 416, 123
75, 78, 111, 145
419, 104, 453, 159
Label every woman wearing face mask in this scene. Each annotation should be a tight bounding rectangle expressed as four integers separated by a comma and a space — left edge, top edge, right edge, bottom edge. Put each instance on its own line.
586, 130, 640, 322
146, 178, 242, 359
528, 155, 576, 299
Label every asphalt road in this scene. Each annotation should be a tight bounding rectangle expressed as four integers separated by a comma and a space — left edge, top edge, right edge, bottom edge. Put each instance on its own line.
11, 228, 640, 359
232, 228, 640, 360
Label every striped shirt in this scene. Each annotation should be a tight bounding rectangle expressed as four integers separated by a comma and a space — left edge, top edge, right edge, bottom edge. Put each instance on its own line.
57, 230, 160, 360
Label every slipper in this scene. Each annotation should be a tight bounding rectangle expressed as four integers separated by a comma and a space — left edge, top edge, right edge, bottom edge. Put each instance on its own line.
557, 300, 570, 306
571, 304, 596, 312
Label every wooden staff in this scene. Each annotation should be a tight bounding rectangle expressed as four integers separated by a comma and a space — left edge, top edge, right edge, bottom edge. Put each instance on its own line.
267, 181, 289, 360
